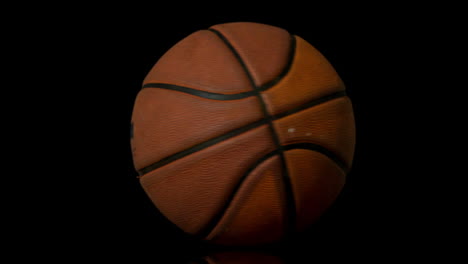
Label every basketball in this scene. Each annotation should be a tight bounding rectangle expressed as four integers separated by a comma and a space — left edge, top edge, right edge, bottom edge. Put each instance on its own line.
131, 22, 355, 246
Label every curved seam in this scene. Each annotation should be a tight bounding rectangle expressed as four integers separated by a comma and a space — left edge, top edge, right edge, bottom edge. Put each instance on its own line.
283, 143, 349, 173
137, 91, 347, 176
273, 90, 347, 119
197, 143, 347, 239
197, 151, 280, 238
142, 143, 349, 190
207, 28, 297, 239
258, 34, 296, 90
142, 83, 256, 101
137, 121, 268, 176
141, 33, 296, 98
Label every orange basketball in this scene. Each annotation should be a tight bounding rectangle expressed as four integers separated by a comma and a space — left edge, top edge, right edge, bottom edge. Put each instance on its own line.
131, 22, 355, 246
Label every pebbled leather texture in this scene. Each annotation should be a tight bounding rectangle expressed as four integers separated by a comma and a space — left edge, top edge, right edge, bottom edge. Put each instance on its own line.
284, 149, 346, 232
210, 22, 291, 87
261, 36, 345, 115
206, 155, 285, 245
139, 125, 275, 234
131, 22, 355, 245
132, 88, 263, 170
143, 30, 253, 94
274, 97, 355, 169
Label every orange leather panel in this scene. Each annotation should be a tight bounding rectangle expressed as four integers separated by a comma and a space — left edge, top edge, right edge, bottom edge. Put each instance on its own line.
131, 88, 263, 170
140, 126, 275, 235
211, 22, 291, 87
143, 30, 253, 94
274, 97, 355, 168
133, 22, 355, 246
285, 149, 346, 232
262, 36, 345, 115
207, 156, 285, 245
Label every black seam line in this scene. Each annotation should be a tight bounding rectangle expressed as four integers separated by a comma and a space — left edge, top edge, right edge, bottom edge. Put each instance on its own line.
273, 90, 347, 119
142, 83, 256, 100
208, 28, 297, 238
283, 143, 348, 173
137, 91, 347, 176
197, 142, 347, 239
197, 149, 280, 238
258, 34, 296, 90
137, 120, 268, 176
207, 29, 258, 86
141, 33, 296, 100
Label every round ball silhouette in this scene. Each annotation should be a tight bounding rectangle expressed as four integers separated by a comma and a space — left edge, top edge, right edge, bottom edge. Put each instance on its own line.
131, 22, 355, 246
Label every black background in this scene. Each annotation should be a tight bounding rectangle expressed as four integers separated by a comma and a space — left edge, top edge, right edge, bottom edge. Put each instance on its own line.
26, 8, 439, 261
